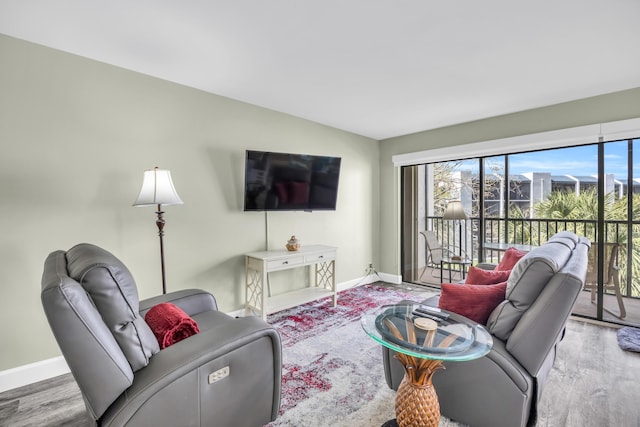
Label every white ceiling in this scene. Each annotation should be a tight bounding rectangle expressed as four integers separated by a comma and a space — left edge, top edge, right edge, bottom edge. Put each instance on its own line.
1, 0, 639, 140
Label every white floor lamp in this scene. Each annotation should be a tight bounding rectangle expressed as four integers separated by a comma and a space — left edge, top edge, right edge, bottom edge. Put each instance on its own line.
443, 200, 467, 261
133, 167, 183, 294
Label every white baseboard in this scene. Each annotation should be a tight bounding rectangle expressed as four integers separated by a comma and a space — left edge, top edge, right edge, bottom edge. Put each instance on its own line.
0, 273, 401, 394
0, 356, 69, 394
378, 272, 402, 284
338, 272, 401, 289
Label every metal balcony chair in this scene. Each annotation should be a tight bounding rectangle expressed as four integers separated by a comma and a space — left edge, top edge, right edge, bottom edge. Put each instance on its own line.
419, 230, 465, 281
584, 242, 626, 319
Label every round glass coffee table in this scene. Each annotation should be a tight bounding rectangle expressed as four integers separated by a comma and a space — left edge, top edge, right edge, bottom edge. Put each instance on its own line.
361, 303, 493, 427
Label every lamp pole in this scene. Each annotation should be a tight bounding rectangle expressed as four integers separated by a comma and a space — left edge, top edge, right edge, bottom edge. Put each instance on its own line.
155, 204, 168, 295
458, 219, 463, 259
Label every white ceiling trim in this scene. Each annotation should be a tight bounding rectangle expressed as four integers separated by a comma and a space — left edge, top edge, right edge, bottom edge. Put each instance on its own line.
392, 117, 640, 167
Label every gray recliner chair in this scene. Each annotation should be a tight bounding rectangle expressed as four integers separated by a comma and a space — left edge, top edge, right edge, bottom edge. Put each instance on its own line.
383, 231, 590, 427
41, 243, 282, 427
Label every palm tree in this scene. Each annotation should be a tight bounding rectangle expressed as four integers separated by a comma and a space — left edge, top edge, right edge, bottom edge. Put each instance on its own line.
534, 189, 640, 297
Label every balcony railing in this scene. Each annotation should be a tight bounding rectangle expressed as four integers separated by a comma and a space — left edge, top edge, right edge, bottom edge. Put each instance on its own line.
426, 216, 640, 299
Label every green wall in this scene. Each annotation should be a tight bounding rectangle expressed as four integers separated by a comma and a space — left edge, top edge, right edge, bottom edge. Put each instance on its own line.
0, 35, 379, 371
378, 87, 640, 277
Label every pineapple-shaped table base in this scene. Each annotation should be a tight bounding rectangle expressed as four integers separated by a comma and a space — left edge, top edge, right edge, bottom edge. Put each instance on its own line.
394, 355, 444, 427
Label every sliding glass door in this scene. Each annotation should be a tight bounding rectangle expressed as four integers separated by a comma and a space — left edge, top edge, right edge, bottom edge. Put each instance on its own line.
400, 138, 640, 327
400, 165, 422, 283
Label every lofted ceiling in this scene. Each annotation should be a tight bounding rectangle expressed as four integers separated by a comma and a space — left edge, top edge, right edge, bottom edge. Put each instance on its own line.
1, 0, 639, 140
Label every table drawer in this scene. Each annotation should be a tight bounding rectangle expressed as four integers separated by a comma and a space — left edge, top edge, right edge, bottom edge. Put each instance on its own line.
267, 256, 304, 271
305, 251, 335, 264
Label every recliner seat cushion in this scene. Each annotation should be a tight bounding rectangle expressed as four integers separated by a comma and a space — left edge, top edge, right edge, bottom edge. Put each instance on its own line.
66, 243, 159, 371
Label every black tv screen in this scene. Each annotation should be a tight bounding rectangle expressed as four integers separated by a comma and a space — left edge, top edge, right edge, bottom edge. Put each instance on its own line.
243, 150, 341, 211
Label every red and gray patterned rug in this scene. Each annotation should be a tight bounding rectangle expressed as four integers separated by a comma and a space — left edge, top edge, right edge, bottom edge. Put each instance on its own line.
265, 284, 463, 427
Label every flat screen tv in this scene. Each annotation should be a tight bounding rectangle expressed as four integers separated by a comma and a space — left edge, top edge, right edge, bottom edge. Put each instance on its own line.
243, 150, 341, 211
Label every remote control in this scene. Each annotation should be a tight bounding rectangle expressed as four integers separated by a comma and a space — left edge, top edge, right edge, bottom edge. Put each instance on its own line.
416, 304, 443, 314
415, 307, 450, 320
412, 310, 443, 322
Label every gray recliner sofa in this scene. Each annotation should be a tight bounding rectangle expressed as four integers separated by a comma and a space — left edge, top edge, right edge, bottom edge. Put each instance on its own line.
382, 231, 590, 427
41, 243, 282, 427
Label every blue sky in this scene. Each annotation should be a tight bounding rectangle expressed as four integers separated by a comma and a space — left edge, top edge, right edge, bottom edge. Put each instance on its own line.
503, 141, 640, 179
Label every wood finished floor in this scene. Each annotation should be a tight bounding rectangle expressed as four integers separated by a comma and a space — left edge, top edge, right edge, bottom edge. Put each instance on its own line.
0, 373, 91, 427
2, 282, 639, 427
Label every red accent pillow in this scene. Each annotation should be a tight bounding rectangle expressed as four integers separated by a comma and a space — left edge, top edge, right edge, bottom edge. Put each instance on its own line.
465, 266, 511, 286
438, 282, 507, 325
496, 247, 527, 271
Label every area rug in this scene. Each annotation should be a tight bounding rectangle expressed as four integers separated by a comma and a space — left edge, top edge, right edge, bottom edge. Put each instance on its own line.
265, 284, 464, 427
616, 326, 640, 352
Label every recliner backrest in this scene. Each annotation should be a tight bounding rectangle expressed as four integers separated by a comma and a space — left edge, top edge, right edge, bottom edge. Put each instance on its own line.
486, 232, 589, 376
41, 244, 159, 420
506, 240, 588, 377
65, 243, 159, 370
487, 234, 574, 341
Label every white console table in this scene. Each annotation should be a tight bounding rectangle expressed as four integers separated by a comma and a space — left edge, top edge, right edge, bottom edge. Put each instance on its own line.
245, 245, 337, 320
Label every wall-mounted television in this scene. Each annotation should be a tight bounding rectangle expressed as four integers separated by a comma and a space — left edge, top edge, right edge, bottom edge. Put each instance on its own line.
243, 150, 341, 211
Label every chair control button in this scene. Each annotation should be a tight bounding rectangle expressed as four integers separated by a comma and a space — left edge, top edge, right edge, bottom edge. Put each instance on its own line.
208, 366, 230, 384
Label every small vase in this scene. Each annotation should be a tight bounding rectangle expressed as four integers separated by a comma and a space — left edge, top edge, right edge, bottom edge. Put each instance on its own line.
286, 235, 301, 251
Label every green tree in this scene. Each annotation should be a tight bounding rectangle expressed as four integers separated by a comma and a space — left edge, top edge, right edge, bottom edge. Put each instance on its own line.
533, 189, 640, 298
431, 160, 504, 218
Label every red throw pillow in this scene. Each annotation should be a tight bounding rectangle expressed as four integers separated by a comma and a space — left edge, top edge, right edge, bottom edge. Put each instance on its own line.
496, 247, 527, 271
438, 282, 507, 325
465, 266, 511, 286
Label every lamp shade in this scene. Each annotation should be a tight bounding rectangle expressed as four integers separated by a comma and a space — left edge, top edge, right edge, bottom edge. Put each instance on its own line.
133, 167, 183, 207
443, 200, 467, 220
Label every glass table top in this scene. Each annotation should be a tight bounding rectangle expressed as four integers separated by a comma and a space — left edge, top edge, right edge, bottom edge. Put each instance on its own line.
361, 303, 493, 361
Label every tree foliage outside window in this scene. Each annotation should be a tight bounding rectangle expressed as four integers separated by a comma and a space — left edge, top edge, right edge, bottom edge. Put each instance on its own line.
531, 189, 640, 298
431, 159, 505, 218
427, 152, 640, 299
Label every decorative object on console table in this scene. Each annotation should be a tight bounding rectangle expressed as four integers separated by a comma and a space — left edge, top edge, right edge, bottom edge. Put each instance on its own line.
442, 200, 467, 261
286, 235, 301, 251
245, 245, 337, 320
133, 167, 183, 294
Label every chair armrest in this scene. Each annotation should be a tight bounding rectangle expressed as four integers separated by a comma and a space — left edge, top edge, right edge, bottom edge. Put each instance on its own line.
139, 289, 218, 317
100, 311, 282, 427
